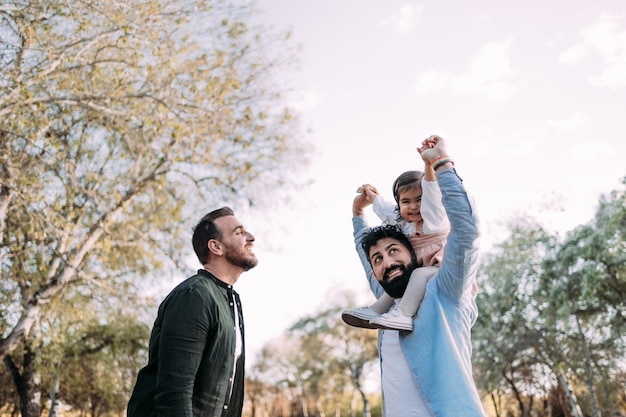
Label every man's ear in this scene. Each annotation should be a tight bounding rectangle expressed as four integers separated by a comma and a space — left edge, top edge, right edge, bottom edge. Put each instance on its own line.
208, 240, 223, 256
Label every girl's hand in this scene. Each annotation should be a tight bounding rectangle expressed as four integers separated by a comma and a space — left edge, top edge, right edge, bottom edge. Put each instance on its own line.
356, 183, 379, 199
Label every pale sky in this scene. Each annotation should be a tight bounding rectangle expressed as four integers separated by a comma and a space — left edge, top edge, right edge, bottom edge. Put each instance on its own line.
222, 0, 626, 360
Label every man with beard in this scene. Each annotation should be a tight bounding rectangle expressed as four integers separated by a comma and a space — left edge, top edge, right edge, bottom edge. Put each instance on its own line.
352, 136, 487, 416
127, 207, 257, 417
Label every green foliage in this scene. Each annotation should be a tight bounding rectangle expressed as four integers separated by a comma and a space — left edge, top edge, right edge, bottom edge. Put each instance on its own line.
53, 315, 151, 416
247, 292, 379, 417
1, 0, 306, 306
1, 0, 307, 414
473, 177, 626, 415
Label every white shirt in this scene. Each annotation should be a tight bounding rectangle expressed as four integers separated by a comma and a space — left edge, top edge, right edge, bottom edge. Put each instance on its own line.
228, 295, 243, 402
380, 328, 434, 416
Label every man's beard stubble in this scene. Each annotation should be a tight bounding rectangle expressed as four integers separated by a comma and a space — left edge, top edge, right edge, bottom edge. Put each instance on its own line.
379, 261, 418, 298
224, 246, 258, 271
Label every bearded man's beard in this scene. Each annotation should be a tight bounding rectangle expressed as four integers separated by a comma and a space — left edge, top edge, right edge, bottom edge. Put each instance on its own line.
225, 248, 258, 271
379, 261, 418, 298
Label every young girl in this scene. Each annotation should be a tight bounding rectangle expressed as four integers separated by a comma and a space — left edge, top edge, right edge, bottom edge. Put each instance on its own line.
342, 161, 449, 331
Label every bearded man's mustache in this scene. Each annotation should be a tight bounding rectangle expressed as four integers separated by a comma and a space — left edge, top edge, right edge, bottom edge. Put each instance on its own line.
383, 265, 405, 281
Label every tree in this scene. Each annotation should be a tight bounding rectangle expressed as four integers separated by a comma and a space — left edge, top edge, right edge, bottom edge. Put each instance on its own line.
290, 307, 379, 417
538, 176, 626, 417
249, 336, 306, 417
54, 316, 150, 417
247, 292, 380, 417
0, 0, 307, 415
473, 177, 626, 416
473, 216, 555, 416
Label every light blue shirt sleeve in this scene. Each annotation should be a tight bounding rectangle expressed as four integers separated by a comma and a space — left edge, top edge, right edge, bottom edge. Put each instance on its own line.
432, 170, 480, 302
352, 215, 385, 299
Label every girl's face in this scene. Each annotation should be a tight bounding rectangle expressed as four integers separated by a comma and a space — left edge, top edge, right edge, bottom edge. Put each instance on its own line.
398, 188, 422, 224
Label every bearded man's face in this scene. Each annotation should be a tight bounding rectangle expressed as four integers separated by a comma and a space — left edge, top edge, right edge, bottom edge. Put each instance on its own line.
368, 237, 418, 298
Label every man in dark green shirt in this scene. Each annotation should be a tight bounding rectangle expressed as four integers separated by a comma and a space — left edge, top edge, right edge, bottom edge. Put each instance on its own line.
127, 207, 257, 417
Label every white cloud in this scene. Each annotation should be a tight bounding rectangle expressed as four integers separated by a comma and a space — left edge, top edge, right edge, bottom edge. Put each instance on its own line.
378, 4, 423, 34
469, 39, 515, 80
560, 43, 588, 65
413, 38, 518, 103
560, 13, 626, 88
546, 112, 588, 132
590, 60, 626, 88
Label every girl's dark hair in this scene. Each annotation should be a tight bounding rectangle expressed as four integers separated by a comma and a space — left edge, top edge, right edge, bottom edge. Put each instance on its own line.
361, 224, 417, 266
192, 206, 234, 264
391, 170, 424, 222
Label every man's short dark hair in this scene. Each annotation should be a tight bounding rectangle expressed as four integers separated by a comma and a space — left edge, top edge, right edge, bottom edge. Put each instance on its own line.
192, 206, 234, 264
361, 224, 417, 265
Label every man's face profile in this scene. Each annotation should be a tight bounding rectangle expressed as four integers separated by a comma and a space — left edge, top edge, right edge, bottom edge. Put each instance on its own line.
214, 215, 258, 271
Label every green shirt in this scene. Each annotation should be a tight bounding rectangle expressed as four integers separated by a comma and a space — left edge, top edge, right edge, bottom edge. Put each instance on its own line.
127, 269, 245, 417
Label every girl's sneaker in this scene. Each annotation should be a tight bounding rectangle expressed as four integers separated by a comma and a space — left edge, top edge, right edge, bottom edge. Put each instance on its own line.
341, 307, 379, 329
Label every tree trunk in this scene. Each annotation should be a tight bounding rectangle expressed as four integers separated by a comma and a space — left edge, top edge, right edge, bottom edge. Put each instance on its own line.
557, 372, 584, 417
350, 390, 357, 417
503, 373, 526, 417
315, 397, 326, 417
0, 212, 107, 359
526, 395, 534, 417
490, 392, 501, 417
357, 386, 371, 417
299, 381, 308, 417
574, 313, 602, 417
48, 371, 60, 417
4, 343, 43, 417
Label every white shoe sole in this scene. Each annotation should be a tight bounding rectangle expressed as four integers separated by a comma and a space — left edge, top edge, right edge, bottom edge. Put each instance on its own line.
341, 310, 379, 329
369, 319, 413, 331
